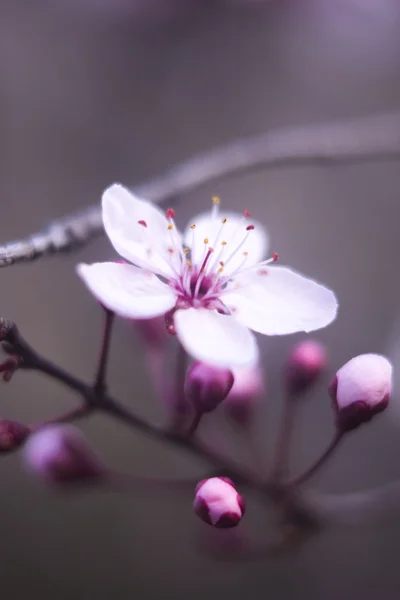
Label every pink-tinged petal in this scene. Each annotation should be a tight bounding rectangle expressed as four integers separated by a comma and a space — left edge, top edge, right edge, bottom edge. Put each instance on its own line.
223, 266, 338, 335
77, 262, 177, 319
184, 211, 268, 276
174, 307, 259, 367
102, 184, 181, 277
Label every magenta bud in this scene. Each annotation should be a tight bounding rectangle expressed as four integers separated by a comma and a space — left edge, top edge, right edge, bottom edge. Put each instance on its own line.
285, 340, 328, 395
194, 477, 246, 528
224, 364, 265, 425
185, 362, 234, 413
330, 354, 392, 432
0, 419, 30, 452
24, 425, 104, 485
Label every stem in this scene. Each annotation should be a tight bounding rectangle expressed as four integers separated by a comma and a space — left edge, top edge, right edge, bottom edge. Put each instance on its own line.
271, 393, 297, 482
94, 308, 114, 394
186, 410, 203, 437
169, 344, 190, 431
290, 431, 344, 488
29, 405, 92, 431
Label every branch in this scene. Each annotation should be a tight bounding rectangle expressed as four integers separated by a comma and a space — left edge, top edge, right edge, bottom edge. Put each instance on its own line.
1, 111, 400, 268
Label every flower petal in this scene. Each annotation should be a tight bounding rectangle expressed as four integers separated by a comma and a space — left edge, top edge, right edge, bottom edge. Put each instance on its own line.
77, 262, 177, 319
184, 210, 268, 276
102, 184, 181, 277
223, 266, 338, 335
174, 307, 259, 367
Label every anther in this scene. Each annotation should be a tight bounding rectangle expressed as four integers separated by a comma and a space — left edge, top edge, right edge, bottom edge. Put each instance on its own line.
272, 252, 279, 262
165, 208, 175, 219
212, 196, 221, 205
138, 220, 147, 228
167, 223, 173, 230
243, 209, 251, 218
246, 225, 255, 231
222, 217, 227, 224
190, 224, 196, 230
204, 238, 209, 244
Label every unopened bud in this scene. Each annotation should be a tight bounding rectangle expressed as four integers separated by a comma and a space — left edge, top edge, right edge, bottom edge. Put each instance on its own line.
224, 364, 265, 425
285, 340, 328, 395
133, 316, 166, 348
185, 362, 234, 413
0, 419, 30, 452
193, 477, 245, 528
24, 425, 104, 485
330, 354, 392, 432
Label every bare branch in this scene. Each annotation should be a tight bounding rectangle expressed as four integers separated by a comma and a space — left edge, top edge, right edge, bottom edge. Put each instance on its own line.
1, 110, 400, 269
303, 481, 400, 526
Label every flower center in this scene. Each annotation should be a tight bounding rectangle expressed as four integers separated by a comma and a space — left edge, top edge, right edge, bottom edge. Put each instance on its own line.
163, 198, 278, 309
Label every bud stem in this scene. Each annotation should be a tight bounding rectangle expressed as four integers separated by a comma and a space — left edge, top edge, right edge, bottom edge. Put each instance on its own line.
271, 393, 297, 482
186, 410, 203, 437
94, 307, 115, 395
289, 430, 344, 488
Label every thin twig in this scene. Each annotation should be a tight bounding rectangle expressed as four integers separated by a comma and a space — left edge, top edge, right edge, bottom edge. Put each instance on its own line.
93, 308, 115, 395
1, 111, 399, 268
271, 393, 297, 482
289, 431, 344, 488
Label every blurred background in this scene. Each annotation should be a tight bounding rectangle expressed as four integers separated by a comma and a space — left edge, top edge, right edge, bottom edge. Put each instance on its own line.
1, 0, 400, 598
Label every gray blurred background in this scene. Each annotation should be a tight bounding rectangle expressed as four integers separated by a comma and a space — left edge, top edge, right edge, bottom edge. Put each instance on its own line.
1, 0, 400, 598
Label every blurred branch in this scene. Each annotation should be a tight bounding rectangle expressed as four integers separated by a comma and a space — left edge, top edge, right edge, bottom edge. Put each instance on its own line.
303, 481, 400, 527
1, 111, 400, 268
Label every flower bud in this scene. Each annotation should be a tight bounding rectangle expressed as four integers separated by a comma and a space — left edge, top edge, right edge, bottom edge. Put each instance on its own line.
24, 425, 104, 485
0, 419, 30, 452
193, 477, 245, 528
330, 354, 392, 432
224, 364, 265, 425
285, 340, 328, 395
185, 362, 234, 414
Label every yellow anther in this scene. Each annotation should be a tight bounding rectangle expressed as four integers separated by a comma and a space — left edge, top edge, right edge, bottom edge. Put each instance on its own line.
183, 247, 189, 255
167, 223, 173, 230
190, 224, 196, 230
243, 251, 249, 256
221, 240, 227, 246
186, 259, 192, 266
212, 196, 220, 205
222, 217, 227, 224
204, 238, 209, 244
217, 267, 224, 274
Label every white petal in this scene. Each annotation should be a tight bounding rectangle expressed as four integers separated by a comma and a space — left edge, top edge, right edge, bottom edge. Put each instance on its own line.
77, 262, 177, 319
223, 266, 338, 335
184, 210, 268, 276
102, 184, 181, 277
174, 307, 259, 367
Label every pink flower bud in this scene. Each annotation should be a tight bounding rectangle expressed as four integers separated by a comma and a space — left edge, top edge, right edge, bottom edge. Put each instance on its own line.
330, 354, 392, 432
24, 425, 104, 485
194, 477, 245, 528
133, 316, 166, 348
0, 419, 30, 452
224, 364, 265, 425
285, 340, 328, 395
185, 362, 234, 413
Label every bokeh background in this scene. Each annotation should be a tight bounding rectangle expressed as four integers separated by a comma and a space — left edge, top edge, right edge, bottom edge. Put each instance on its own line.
1, 0, 400, 598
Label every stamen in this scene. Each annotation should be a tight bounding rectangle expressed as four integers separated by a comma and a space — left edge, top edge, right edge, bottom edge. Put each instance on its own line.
243, 209, 250, 218
211, 196, 220, 219
165, 208, 175, 219
246, 224, 255, 231
167, 223, 173, 230
138, 220, 147, 227
272, 252, 279, 262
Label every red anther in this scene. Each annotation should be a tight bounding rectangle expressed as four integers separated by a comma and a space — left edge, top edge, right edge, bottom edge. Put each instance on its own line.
243, 209, 251, 218
138, 220, 147, 228
165, 208, 175, 219
272, 252, 279, 262
246, 225, 255, 231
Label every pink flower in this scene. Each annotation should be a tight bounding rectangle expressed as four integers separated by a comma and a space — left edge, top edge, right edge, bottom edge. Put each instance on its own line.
77, 184, 338, 367
330, 354, 392, 432
193, 477, 245, 528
